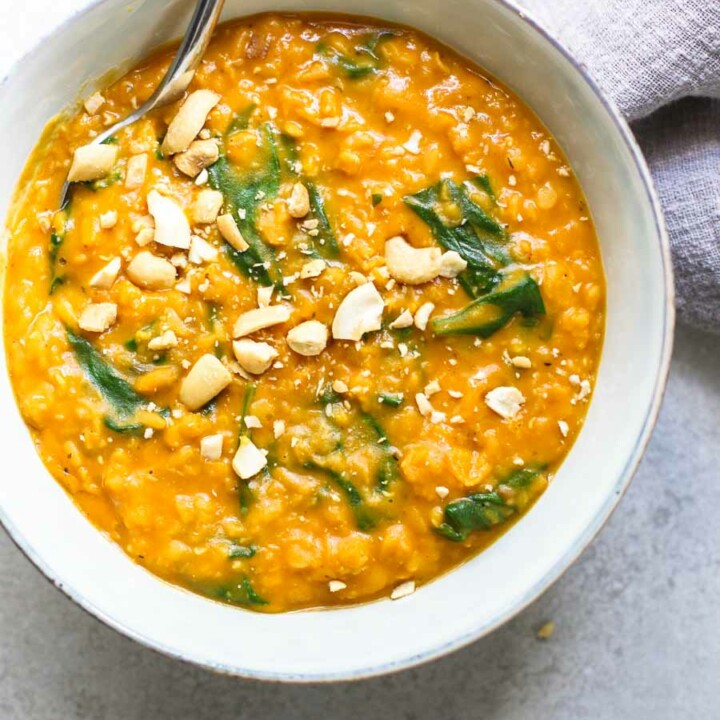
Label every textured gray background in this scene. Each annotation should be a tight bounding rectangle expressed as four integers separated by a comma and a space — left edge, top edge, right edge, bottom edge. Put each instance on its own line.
1, 3, 719, 718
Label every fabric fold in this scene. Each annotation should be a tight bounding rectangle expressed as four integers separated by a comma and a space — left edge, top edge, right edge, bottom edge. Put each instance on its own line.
634, 99, 720, 331
522, 0, 720, 120
520, 0, 720, 333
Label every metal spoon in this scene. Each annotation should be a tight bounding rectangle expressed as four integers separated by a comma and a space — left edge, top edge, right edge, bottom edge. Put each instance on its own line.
59, 0, 225, 208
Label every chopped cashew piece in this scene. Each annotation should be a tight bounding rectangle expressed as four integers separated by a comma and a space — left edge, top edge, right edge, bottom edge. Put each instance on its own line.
425, 379, 441, 396
99, 211, 117, 229
148, 330, 178, 350
175, 278, 192, 294
83, 92, 105, 115
89, 257, 121, 289
385, 236, 468, 285
299, 258, 326, 279
287, 182, 310, 218
328, 580, 347, 593
273, 419, 286, 438
389, 309, 414, 329
232, 436, 267, 479
127, 251, 176, 290
217, 213, 249, 252
331, 282, 384, 341
257, 286, 273, 308
385, 236, 441, 285
188, 235, 218, 264
131, 214, 154, 234
348, 271, 369, 286
232, 339, 278, 375
200, 434, 224, 461
437, 251, 467, 278
390, 580, 416, 600
414, 302, 435, 330
510, 355, 532, 369
192, 189, 223, 224
78, 303, 117, 333
173, 139, 219, 177
287, 320, 328, 356
179, 353, 232, 411
332, 380, 349, 393
485, 386, 525, 419
135, 227, 155, 247
171, 253, 188, 269
67, 144, 118, 183
125, 154, 148, 189
403, 130, 423, 155
233, 305, 292, 338
147, 190, 191, 250
161, 89, 220, 156
415, 392, 433, 417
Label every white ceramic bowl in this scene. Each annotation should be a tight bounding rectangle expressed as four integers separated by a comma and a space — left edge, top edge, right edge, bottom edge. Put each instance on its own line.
0, 0, 673, 681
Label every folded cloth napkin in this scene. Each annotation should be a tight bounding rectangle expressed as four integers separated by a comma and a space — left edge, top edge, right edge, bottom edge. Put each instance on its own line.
519, 0, 720, 333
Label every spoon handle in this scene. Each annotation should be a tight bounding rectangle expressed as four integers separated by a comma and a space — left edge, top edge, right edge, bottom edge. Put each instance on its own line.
147, 0, 226, 109
59, 0, 225, 208
94, 0, 225, 145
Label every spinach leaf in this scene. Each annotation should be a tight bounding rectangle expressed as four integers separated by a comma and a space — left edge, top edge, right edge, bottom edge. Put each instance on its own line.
49, 231, 65, 294
362, 31, 397, 59
316, 31, 395, 79
472, 174, 496, 202
239, 382, 257, 438
238, 483, 254, 516
319, 385, 401, 493
437, 467, 544, 541
208, 125, 284, 290
431, 272, 545, 338
199, 398, 217, 417
306, 181, 340, 258
278, 132, 300, 174
49, 231, 63, 270
378, 392, 403, 407
404, 178, 508, 297
278, 133, 340, 259
318, 385, 343, 406
235, 382, 259, 512
81, 169, 123, 192
361, 410, 400, 493
226, 103, 257, 135
214, 576, 268, 606
228, 544, 257, 559
304, 460, 376, 531
103, 417, 144, 434
206, 301, 220, 330
67, 328, 145, 421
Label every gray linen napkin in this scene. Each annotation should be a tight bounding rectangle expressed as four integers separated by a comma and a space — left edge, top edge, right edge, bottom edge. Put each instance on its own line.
519, 0, 720, 333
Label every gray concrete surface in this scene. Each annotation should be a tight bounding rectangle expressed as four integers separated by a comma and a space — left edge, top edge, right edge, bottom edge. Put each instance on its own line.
1, 322, 718, 719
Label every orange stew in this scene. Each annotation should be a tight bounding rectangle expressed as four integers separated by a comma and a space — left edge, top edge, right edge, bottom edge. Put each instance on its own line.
3, 14, 604, 611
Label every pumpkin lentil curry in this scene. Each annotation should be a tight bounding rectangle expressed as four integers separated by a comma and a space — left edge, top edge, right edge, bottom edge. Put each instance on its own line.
3, 14, 604, 611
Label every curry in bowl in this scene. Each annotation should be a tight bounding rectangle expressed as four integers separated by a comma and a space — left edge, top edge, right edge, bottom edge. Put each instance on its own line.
3, 13, 604, 612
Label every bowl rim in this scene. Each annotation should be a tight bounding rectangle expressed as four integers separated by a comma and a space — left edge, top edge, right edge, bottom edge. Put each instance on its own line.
0, 0, 675, 683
